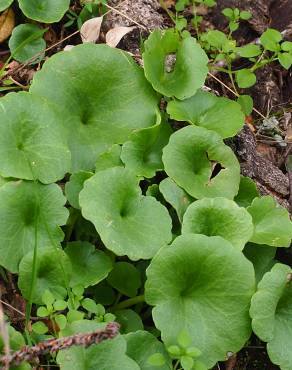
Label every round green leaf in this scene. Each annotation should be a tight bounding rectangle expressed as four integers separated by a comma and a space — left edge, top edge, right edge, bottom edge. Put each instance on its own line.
247, 196, 292, 247
234, 176, 259, 207
125, 330, 172, 370
95, 144, 123, 172
250, 263, 292, 369
65, 171, 93, 209
182, 197, 254, 250
107, 262, 141, 297
159, 177, 193, 222
162, 126, 240, 199
143, 29, 208, 99
18, 247, 72, 304
278, 52, 292, 70
145, 234, 255, 368
243, 243, 276, 284
0, 92, 71, 183
236, 44, 261, 58
8, 24, 46, 63
236, 69, 256, 88
30, 44, 159, 172
115, 309, 144, 334
260, 28, 282, 51
57, 320, 139, 370
0, 0, 12, 11
237, 95, 253, 116
0, 181, 68, 273
32, 321, 48, 335
65, 241, 112, 288
55, 314, 67, 330
167, 90, 245, 138
121, 118, 172, 178
79, 167, 172, 260
18, 0, 70, 23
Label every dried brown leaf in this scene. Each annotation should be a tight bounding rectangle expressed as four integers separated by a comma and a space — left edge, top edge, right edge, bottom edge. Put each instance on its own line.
80, 16, 103, 43
105, 26, 136, 48
0, 7, 15, 43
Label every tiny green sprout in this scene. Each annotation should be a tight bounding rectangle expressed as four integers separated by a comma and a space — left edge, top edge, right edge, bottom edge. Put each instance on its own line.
222, 7, 251, 35
147, 353, 166, 367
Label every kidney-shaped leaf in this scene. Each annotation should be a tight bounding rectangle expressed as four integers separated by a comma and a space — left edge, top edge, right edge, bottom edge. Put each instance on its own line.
125, 330, 172, 370
65, 241, 112, 288
167, 90, 245, 138
0, 92, 71, 183
18, 0, 70, 23
18, 246, 71, 304
79, 167, 172, 260
30, 43, 159, 172
121, 118, 172, 178
247, 196, 292, 247
145, 234, 255, 368
250, 263, 292, 370
57, 320, 139, 370
65, 171, 93, 209
182, 197, 253, 250
143, 29, 208, 99
0, 181, 68, 273
107, 262, 141, 297
162, 126, 240, 199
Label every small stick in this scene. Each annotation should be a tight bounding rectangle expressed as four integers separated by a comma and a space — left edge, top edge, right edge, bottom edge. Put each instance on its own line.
0, 322, 120, 367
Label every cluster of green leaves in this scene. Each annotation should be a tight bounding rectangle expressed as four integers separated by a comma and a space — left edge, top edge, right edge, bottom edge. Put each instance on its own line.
0, 28, 292, 370
172, 0, 292, 90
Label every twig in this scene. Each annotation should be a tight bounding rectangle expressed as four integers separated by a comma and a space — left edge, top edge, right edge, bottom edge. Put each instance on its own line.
208, 71, 266, 119
0, 322, 120, 367
0, 299, 25, 317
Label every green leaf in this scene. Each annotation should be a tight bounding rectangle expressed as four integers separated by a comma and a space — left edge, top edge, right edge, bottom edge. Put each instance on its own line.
222, 8, 233, 19
18, 0, 70, 23
240, 10, 252, 20
281, 41, 292, 52
37, 306, 49, 317
260, 28, 282, 51
234, 175, 259, 207
8, 24, 46, 63
177, 330, 192, 348
65, 171, 93, 209
145, 234, 255, 368
121, 118, 172, 178
147, 353, 166, 367
186, 347, 201, 357
65, 241, 112, 288
42, 290, 55, 307
162, 126, 240, 199
30, 44, 159, 172
236, 44, 261, 58
0, 0, 13, 11
125, 330, 172, 370
247, 196, 292, 247
79, 167, 172, 260
32, 321, 48, 335
278, 52, 292, 70
167, 345, 181, 357
90, 281, 116, 306
182, 197, 253, 250
142, 29, 208, 99
250, 263, 292, 369
95, 144, 123, 172
0, 181, 68, 273
115, 309, 144, 334
167, 90, 245, 138
159, 177, 193, 222
57, 320, 139, 370
0, 92, 71, 184
107, 262, 141, 297
18, 247, 72, 304
181, 356, 194, 370
66, 310, 84, 323
237, 95, 253, 116
55, 314, 67, 330
243, 243, 276, 284
54, 300, 67, 311
82, 298, 98, 313
236, 69, 256, 88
